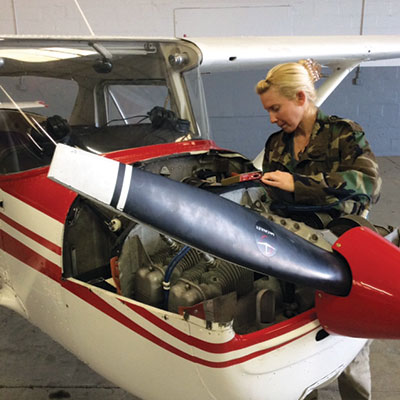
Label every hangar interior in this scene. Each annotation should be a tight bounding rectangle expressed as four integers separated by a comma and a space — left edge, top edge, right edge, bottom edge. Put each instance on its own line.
0, 0, 399, 399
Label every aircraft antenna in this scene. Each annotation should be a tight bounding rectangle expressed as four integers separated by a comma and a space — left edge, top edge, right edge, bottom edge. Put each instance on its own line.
73, 0, 95, 36
11, 0, 19, 34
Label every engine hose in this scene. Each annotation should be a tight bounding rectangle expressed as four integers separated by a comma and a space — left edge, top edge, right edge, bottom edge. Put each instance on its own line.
163, 245, 191, 308
175, 249, 203, 275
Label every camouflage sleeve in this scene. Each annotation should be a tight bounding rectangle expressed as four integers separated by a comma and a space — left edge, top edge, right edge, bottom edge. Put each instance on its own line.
262, 132, 281, 173
293, 126, 382, 213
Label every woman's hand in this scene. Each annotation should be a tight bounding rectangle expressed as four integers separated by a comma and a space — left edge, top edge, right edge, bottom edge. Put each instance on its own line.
261, 170, 295, 192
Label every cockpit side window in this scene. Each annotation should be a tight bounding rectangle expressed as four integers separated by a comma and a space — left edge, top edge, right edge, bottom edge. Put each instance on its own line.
0, 76, 78, 174
0, 76, 78, 119
0, 109, 50, 174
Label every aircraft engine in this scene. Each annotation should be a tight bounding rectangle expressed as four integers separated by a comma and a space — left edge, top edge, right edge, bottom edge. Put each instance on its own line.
114, 222, 315, 331
117, 227, 256, 324
57, 143, 327, 332
50, 144, 400, 339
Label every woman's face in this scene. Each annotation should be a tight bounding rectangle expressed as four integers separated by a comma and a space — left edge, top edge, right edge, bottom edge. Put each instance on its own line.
259, 87, 305, 133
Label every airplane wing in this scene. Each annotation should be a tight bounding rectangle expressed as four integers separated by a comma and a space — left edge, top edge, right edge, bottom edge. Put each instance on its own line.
191, 35, 400, 104
188, 35, 400, 168
190, 35, 400, 73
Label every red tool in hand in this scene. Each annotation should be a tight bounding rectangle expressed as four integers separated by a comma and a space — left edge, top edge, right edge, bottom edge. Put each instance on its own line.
221, 171, 262, 185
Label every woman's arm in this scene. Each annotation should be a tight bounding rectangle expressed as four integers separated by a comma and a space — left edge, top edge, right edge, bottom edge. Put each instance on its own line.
293, 129, 381, 211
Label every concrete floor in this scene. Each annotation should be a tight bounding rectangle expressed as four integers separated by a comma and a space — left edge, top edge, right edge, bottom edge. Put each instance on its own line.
0, 156, 399, 400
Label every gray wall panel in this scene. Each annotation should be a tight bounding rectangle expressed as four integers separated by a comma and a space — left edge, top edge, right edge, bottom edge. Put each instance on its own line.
204, 67, 400, 159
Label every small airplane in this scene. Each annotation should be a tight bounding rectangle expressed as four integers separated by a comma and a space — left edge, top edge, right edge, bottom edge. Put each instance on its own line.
0, 34, 400, 400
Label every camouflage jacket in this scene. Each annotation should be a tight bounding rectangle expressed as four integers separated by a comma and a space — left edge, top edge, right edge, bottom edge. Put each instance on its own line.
262, 109, 382, 214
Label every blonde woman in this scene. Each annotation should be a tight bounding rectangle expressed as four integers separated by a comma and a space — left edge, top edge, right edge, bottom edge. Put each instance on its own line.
256, 60, 375, 400
256, 60, 381, 218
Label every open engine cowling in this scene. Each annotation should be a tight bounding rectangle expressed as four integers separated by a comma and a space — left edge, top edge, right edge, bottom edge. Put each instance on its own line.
49, 144, 400, 339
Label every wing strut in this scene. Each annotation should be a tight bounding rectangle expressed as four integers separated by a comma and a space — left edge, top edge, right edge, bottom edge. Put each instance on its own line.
316, 60, 361, 106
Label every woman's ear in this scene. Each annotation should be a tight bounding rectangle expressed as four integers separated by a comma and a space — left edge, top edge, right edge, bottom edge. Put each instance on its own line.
296, 91, 307, 106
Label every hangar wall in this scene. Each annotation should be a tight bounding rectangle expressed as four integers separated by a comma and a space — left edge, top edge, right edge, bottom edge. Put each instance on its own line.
0, 0, 399, 158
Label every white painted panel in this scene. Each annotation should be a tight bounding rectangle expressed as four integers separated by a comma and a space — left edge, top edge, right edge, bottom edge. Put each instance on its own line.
174, 6, 293, 37
363, 0, 400, 35
291, 0, 362, 35
11, 0, 90, 35
0, 0, 16, 34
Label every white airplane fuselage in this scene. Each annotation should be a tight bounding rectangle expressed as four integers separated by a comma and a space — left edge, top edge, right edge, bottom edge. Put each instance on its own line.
0, 152, 366, 400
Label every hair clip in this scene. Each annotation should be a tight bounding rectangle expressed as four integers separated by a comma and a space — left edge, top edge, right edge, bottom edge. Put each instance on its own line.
303, 59, 322, 83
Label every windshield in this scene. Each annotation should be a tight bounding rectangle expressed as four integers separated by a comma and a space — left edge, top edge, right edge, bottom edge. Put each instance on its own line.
0, 38, 209, 174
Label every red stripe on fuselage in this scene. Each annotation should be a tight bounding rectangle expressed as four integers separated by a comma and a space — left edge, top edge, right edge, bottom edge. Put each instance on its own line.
0, 213, 61, 255
121, 300, 318, 353
0, 167, 75, 224
62, 279, 319, 367
0, 230, 61, 281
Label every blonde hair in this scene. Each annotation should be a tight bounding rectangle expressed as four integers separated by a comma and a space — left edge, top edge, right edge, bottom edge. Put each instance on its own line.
255, 59, 322, 103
